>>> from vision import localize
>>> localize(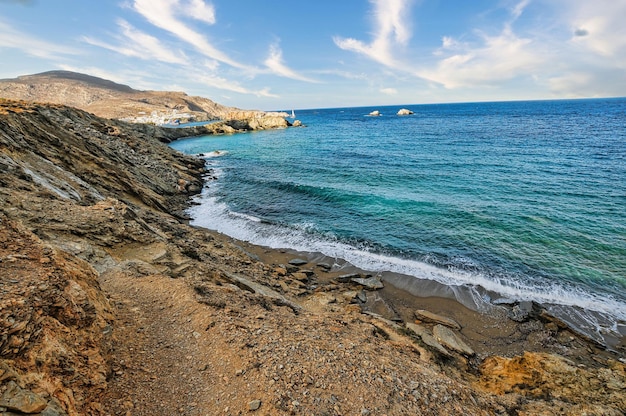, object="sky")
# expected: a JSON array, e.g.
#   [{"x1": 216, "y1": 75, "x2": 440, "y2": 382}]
[{"x1": 0, "y1": 0, "x2": 625, "y2": 110}]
